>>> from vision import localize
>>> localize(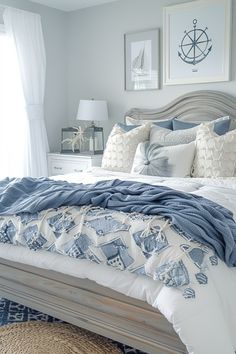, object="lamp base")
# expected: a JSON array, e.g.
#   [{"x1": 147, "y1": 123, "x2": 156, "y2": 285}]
[{"x1": 83, "y1": 125, "x2": 104, "y2": 154}]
